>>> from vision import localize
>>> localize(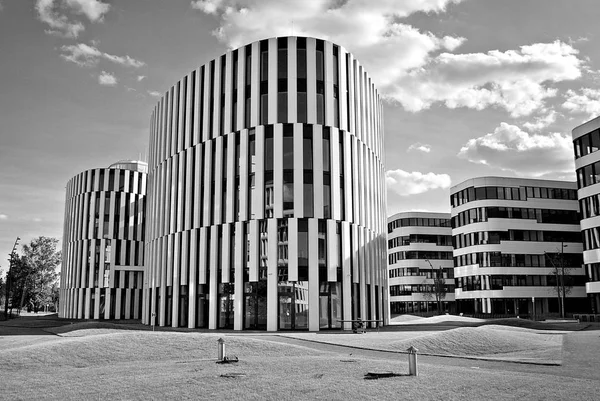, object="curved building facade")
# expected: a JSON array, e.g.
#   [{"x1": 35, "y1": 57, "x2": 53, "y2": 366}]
[
  {"x1": 60, "y1": 161, "x2": 147, "y2": 320},
  {"x1": 451, "y1": 177, "x2": 587, "y2": 317},
  {"x1": 573, "y1": 116, "x2": 600, "y2": 313},
  {"x1": 143, "y1": 36, "x2": 387, "y2": 331},
  {"x1": 387, "y1": 212, "x2": 455, "y2": 315}
]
